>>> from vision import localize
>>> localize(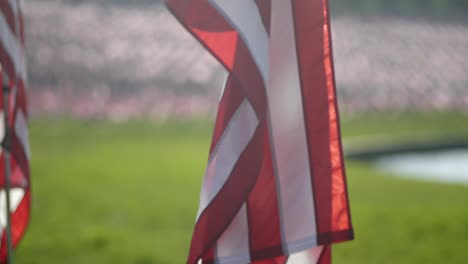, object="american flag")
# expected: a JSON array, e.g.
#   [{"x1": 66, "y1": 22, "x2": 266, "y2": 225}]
[
  {"x1": 0, "y1": 0, "x2": 31, "y2": 260},
  {"x1": 166, "y1": 0, "x2": 353, "y2": 263}
]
